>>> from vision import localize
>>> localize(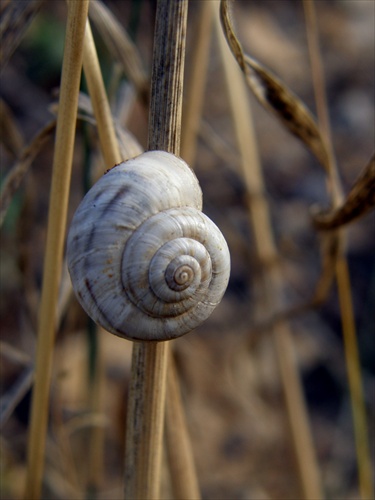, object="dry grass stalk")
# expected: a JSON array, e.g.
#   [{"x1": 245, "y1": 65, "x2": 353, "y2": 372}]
[
  {"x1": 83, "y1": 20, "x2": 122, "y2": 168},
  {"x1": 80, "y1": 20, "x2": 123, "y2": 494},
  {"x1": 215, "y1": 4, "x2": 323, "y2": 499},
  {"x1": 181, "y1": 1, "x2": 214, "y2": 166},
  {"x1": 220, "y1": 0, "x2": 331, "y2": 173},
  {"x1": 303, "y1": 2, "x2": 374, "y2": 497},
  {"x1": 125, "y1": 341, "x2": 169, "y2": 499},
  {"x1": 165, "y1": 352, "x2": 201, "y2": 499},
  {"x1": 220, "y1": 0, "x2": 343, "y2": 314},
  {"x1": 124, "y1": 2, "x2": 189, "y2": 498},
  {"x1": 23, "y1": 2, "x2": 89, "y2": 498}
]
